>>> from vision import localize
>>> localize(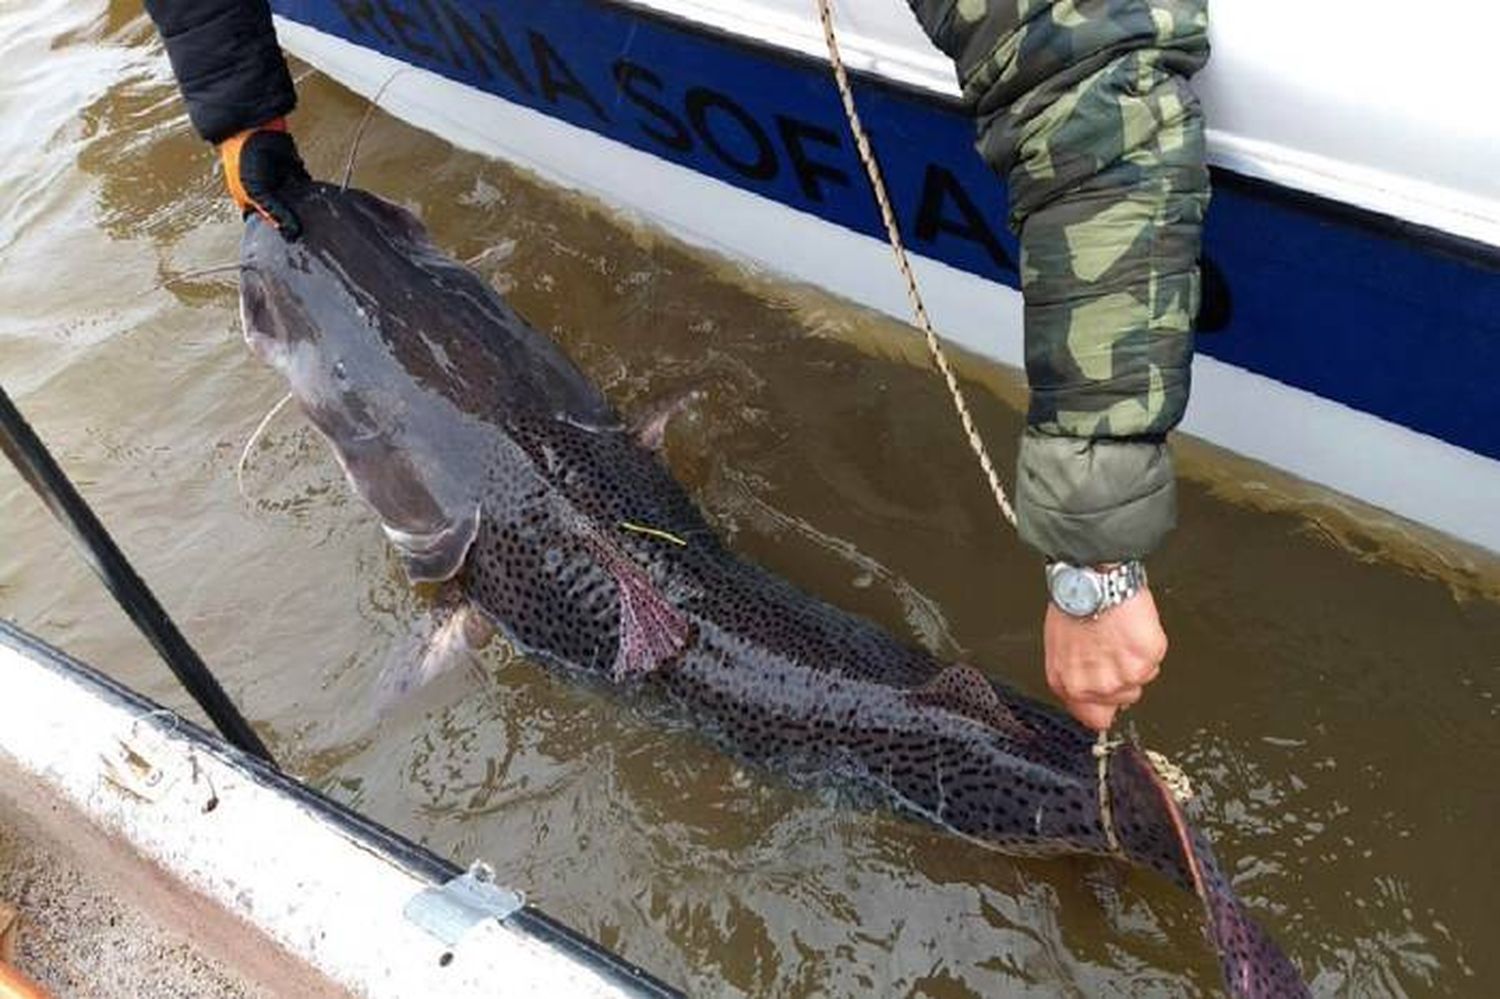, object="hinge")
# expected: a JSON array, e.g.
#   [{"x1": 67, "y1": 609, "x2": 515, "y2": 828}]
[{"x1": 403, "y1": 861, "x2": 524, "y2": 947}]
